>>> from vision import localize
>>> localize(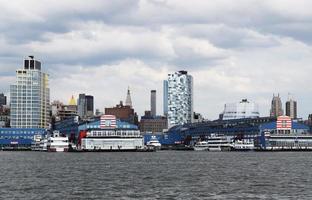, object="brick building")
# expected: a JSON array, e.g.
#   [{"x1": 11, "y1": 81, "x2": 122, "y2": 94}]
[
  {"x1": 105, "y1": 101, "x2": 138, "y2": 125},
  {"x1": 139, "y1": 111, "x2": 168, "y2": 133}
]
